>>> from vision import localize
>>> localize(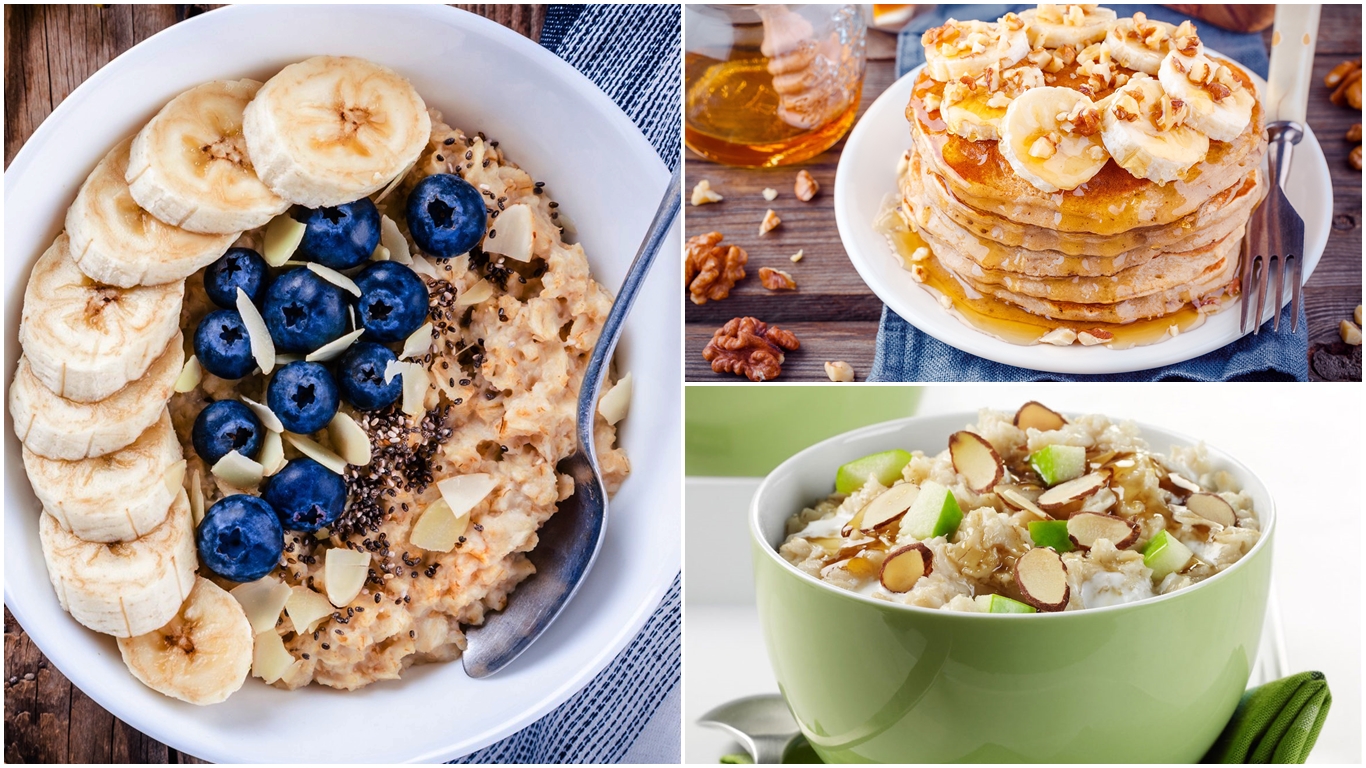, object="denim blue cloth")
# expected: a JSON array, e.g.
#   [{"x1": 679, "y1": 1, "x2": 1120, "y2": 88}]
[
  {"x1": 451, "y1": 5, "x2": 683, "y2": 762},
  {"x1": 873, "y1": 5, "x2": 1307, "y2": 382}
]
